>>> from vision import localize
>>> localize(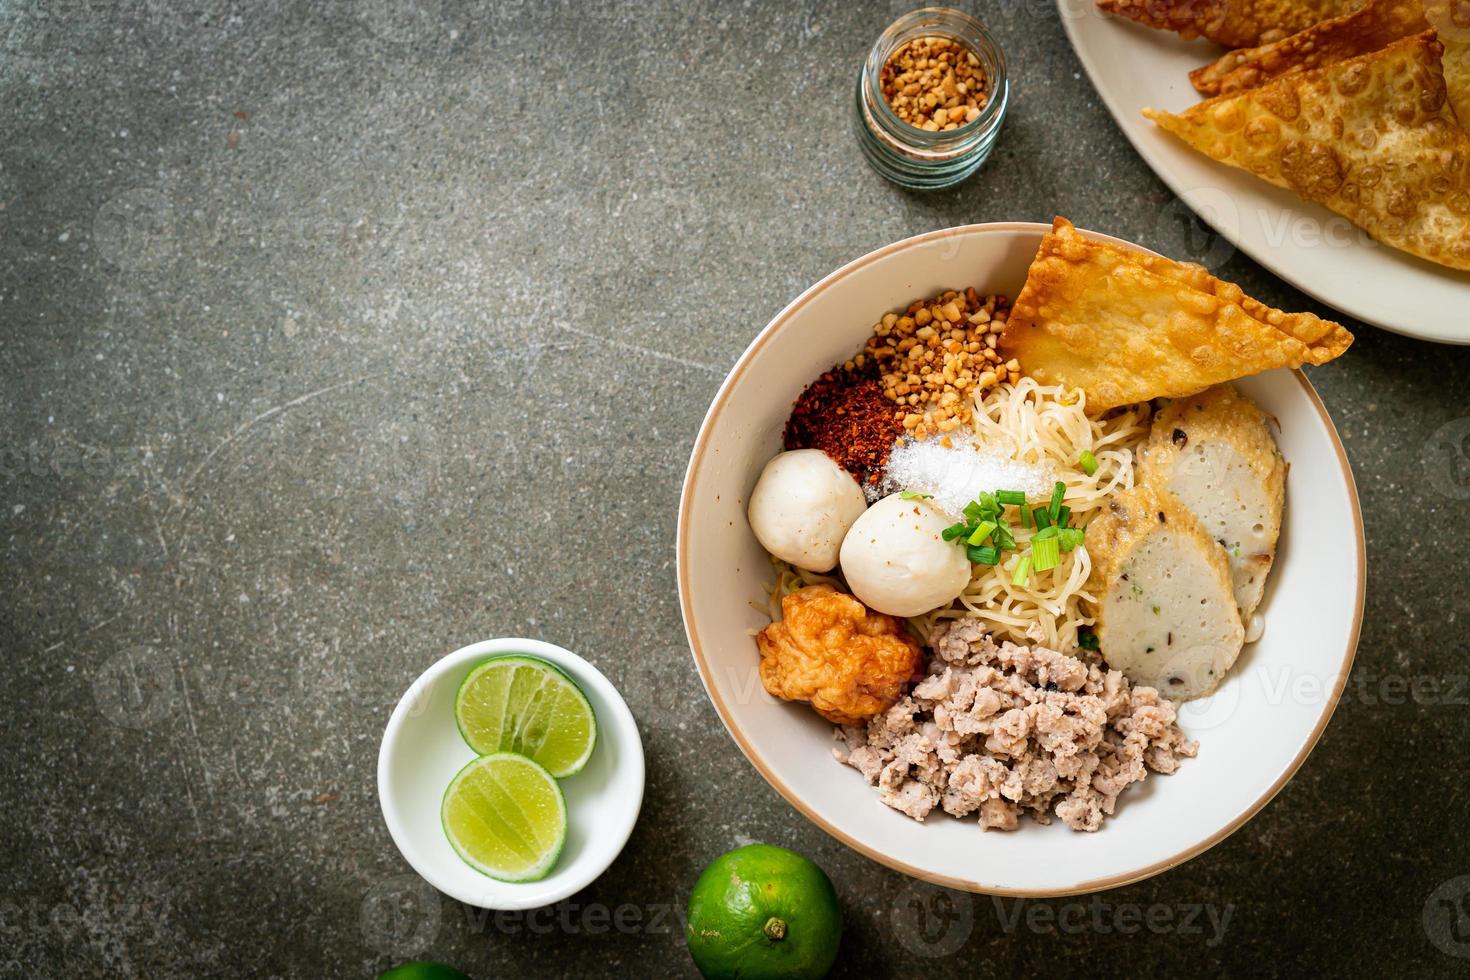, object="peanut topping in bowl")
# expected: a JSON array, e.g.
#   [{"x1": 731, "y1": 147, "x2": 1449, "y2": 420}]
[
  {"x1": 879, "y1": 35, "x2": 991, "y2": 131},
  {"x1": 846, "y1": 287, "x2": 1017, "y2": 442}
]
